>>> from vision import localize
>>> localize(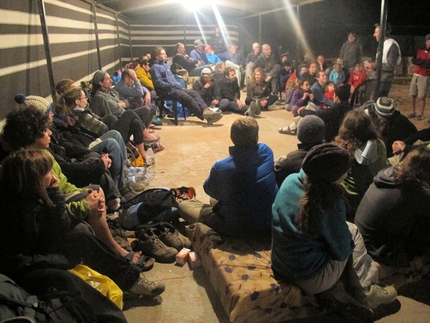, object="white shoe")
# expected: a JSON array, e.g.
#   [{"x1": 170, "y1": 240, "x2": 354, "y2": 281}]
[
  {"x1": 128, "y1": 273, "x2": 165, "y2": 297},
  {"x1": 203, "y1": 108, "x2": 223, "y2": 125},
  {"x1": 365, "y1": 284, "x2": 397, "y2": 309}
]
